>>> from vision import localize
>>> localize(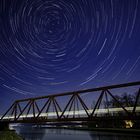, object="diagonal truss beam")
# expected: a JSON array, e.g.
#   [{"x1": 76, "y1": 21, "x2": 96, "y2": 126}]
[
  {"x1": 106, "y1": 89, "x2": 130, "y2": 116},
  {"x1": 90, "y1": 90, "x2": 104, "y2": 117},
  {"x1": 133, "y1": 88, "x2": 140, "y2": 114}
]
